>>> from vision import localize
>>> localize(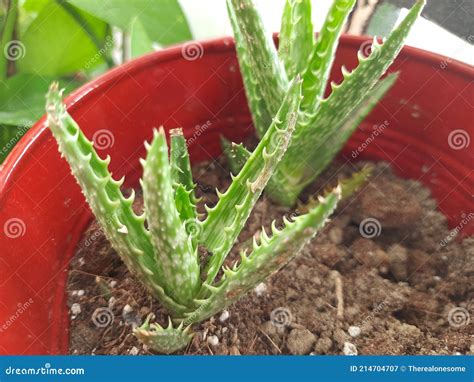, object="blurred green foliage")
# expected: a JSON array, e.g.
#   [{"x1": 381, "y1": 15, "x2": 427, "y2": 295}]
[{"x1": 0, "y1": 0, "x2": 192, "y2": 163}]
